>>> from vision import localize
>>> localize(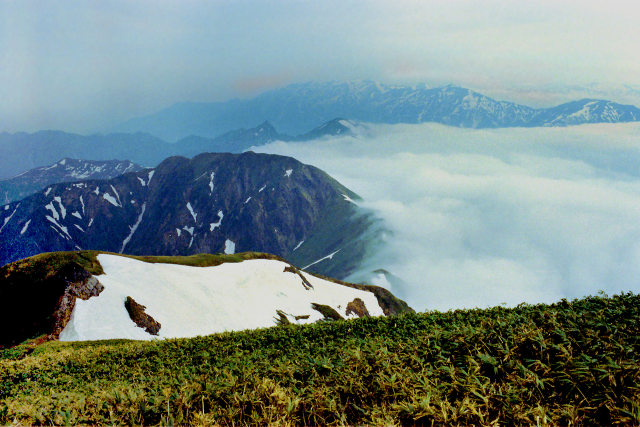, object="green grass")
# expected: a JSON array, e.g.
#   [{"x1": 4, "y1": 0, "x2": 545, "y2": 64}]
[
  {"x1": 2, "y1": 292, "x2": 639, "y2": 425},
  {"x1": 1, "y1": 250, "x2": 285, "y2": 282}
]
